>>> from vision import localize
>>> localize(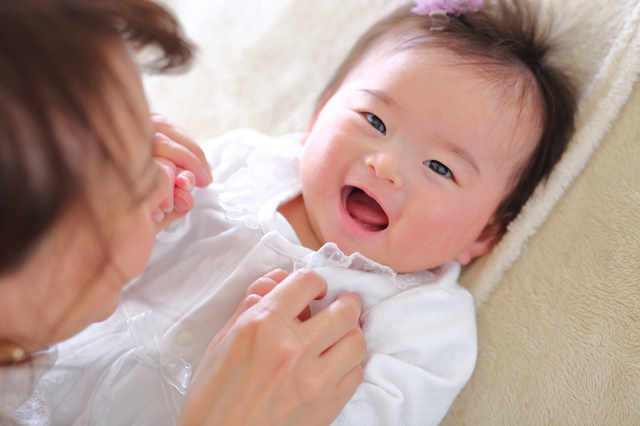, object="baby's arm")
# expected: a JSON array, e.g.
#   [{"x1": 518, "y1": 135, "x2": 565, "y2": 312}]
[{"x1": 150, "y1": 113, "x2": 213, "y2": 230}]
